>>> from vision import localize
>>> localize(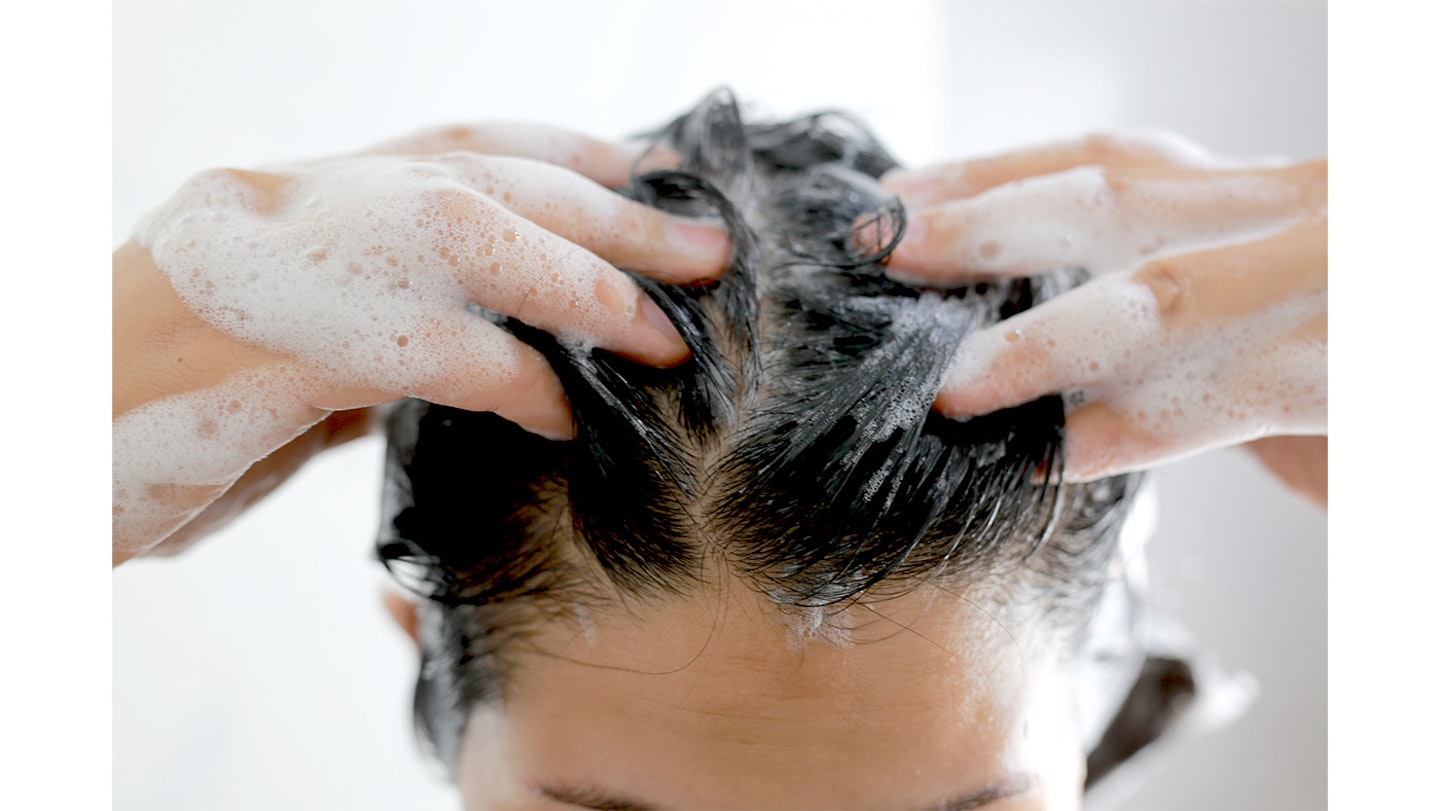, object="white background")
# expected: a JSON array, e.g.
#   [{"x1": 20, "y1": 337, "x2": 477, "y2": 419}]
[{"x1": 112, "y1": 2, "x2": 1326, "y2": 808}]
